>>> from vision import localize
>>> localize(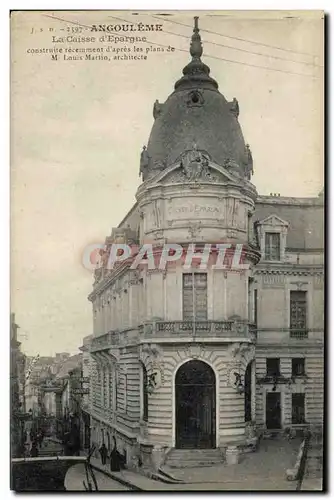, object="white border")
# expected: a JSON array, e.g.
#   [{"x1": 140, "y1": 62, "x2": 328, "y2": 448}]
[{"x1": 4, "y1": 2, "x2": 330, "y2": 498}]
